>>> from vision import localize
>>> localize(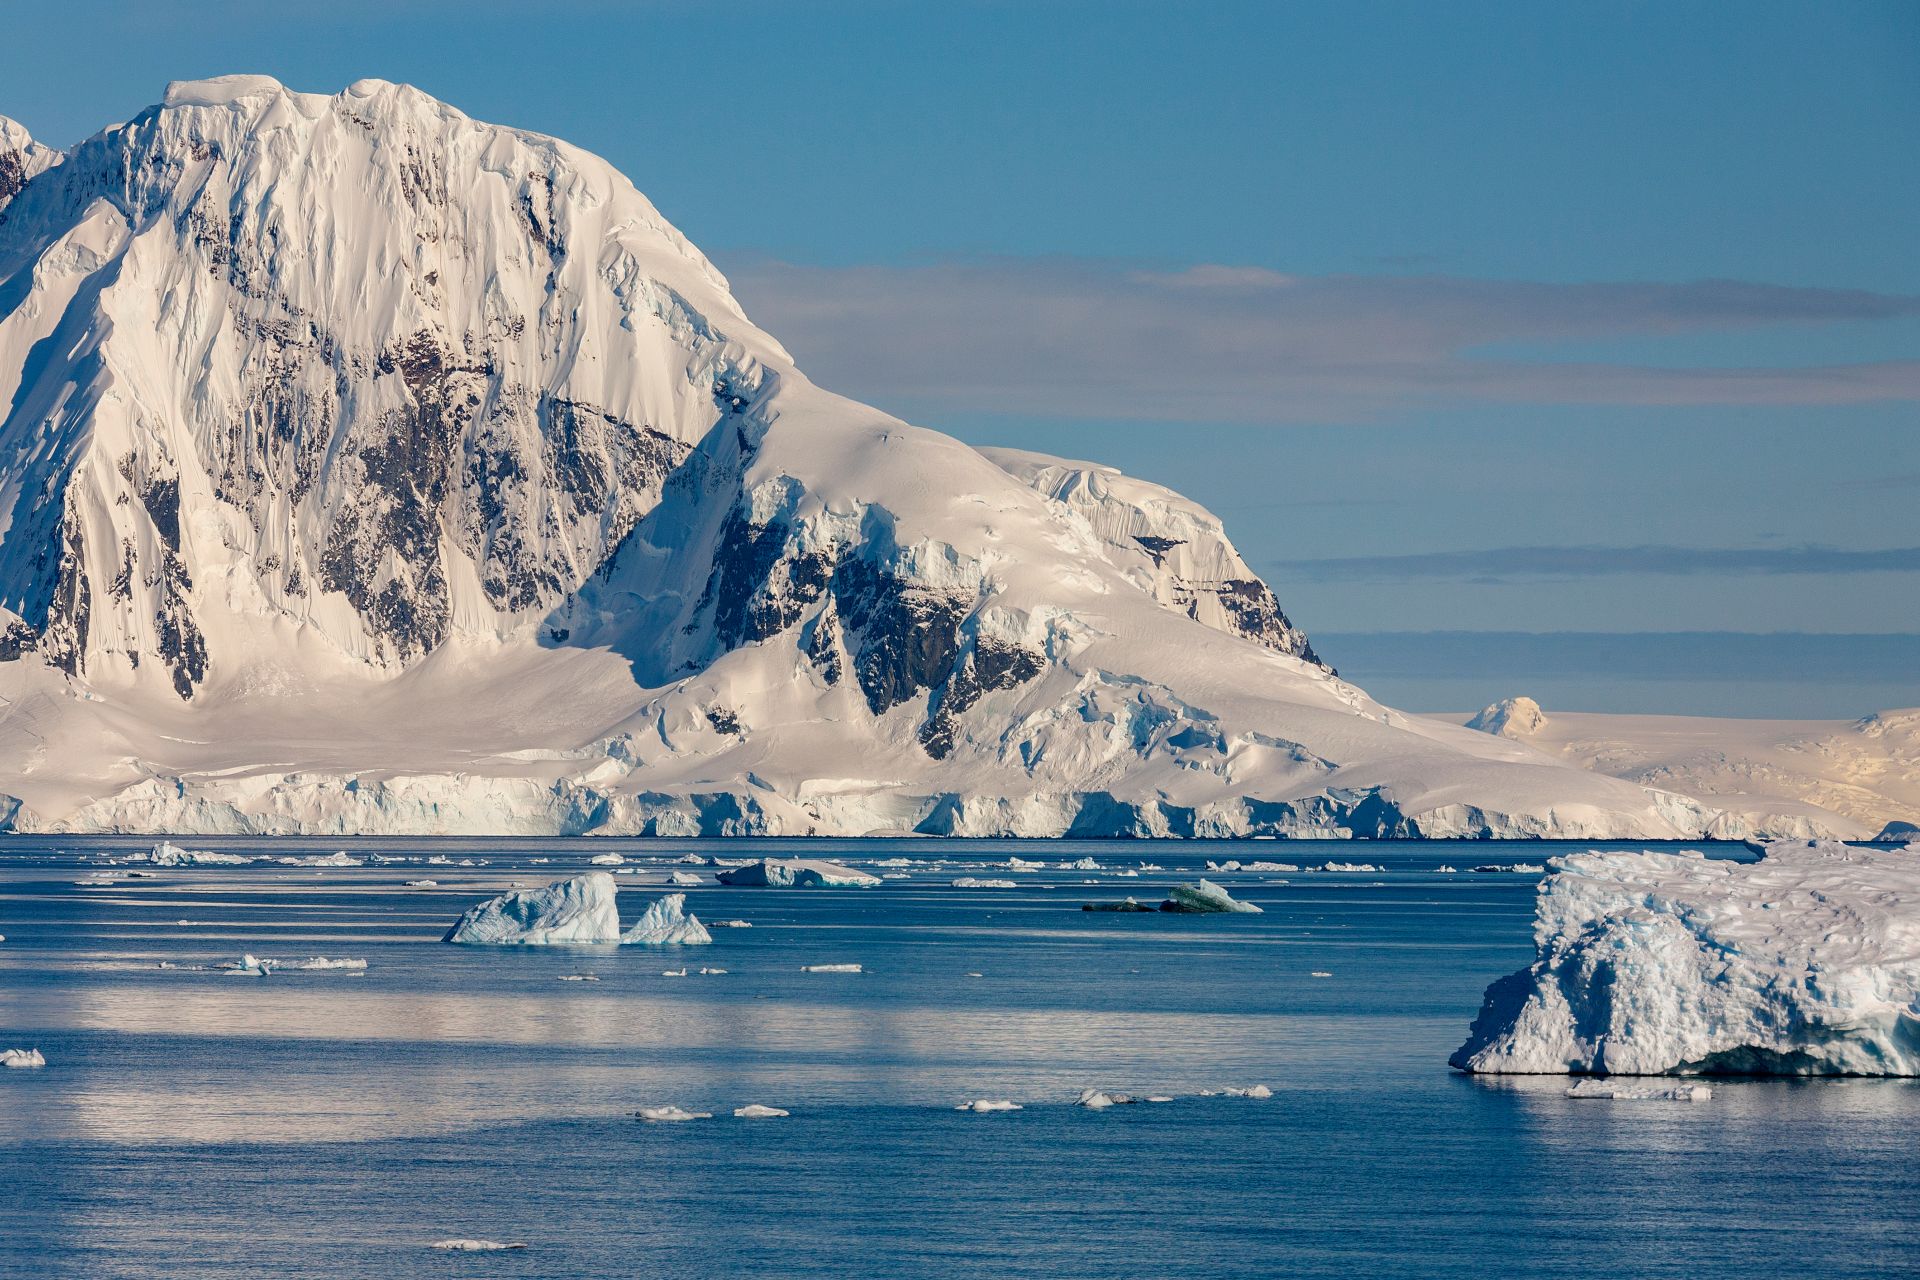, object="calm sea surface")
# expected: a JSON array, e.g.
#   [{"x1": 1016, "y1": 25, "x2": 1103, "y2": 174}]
[{"x1": 2, "y1": 837, "x2": 1915, "y2": 1278}]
